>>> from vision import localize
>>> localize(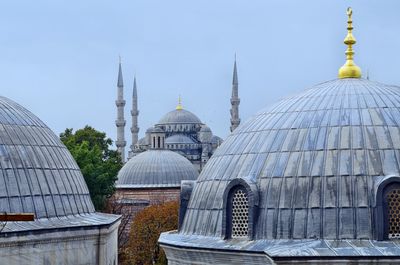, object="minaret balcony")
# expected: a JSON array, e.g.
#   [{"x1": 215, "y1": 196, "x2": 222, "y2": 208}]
[
  {"x1": 230, "y1": 98, "x2": 240, "y2": 104},
  {"x1": 131, "y1": 127, "x2": 139, "y2": 133},
  {"x1": 131, "y1": 110, "x2": 139, "y2": 116},
  {"x1": 115, "y1": 120, "x2": 126, "y2": 126},
  {"x1": 115, "y1": 100, "x2": 126, "y2": 107},
  {"x1": 115, "y1": 140, "x2": 126, "y2": 147}
]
